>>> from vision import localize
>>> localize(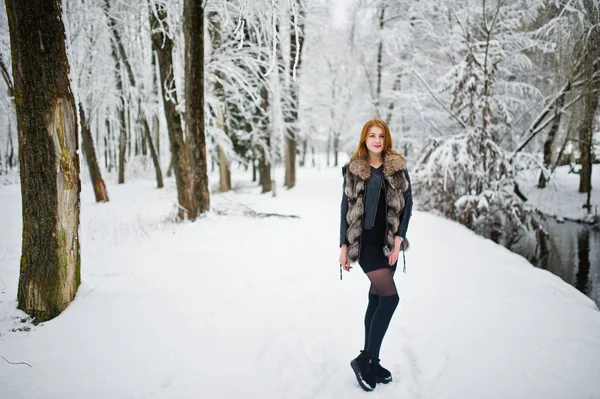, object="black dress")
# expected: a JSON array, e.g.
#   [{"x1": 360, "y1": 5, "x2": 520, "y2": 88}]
[{"x1": 359, "y1": 168, "x2": 397, "y2": 274}]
